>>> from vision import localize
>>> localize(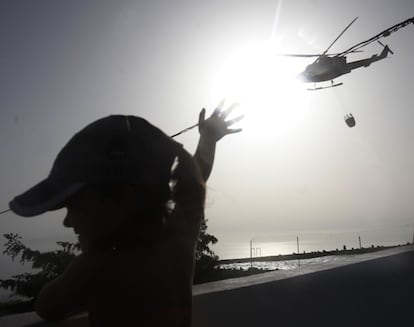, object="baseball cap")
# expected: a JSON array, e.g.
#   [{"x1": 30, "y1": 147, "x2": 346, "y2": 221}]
[{"x1": 9, "y1": 115, "x2": 182, "y2": 217}]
